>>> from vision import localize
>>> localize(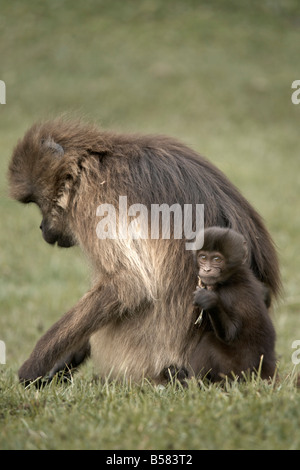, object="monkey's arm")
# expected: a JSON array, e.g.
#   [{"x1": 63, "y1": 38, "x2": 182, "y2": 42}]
[
  {"x1": 194, "y1": 288, "x2": 240, "y2": 344},
  {"x1": 18, "y1": 284, "x2": 120, "y2": 384}
]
